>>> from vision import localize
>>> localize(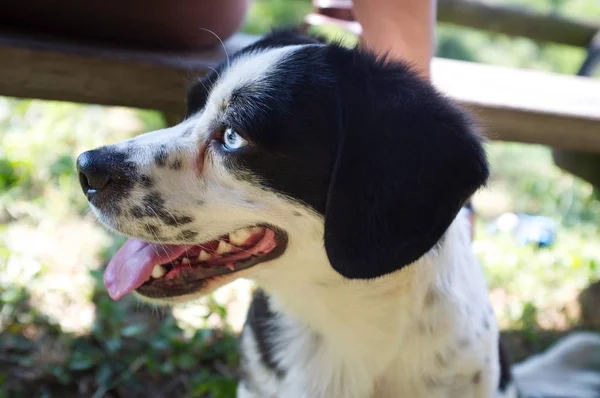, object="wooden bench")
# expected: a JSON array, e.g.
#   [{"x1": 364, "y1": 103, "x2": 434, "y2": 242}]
[
  {"x1": 432, "y1": 57, "x2": 600, "y2": 153},
  {"x1": 1, "y1": 21, "x2": 599, "y2": 153},
  {"x1": 0, "y1": 28, "x2": 256, "y2": 116}
]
